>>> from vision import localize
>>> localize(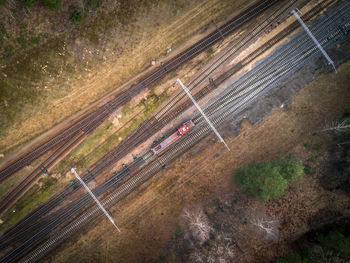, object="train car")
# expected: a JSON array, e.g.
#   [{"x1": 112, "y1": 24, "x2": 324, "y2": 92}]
[{"x1": 151, "y1": 120, "x2": 195, "y2": 154}]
